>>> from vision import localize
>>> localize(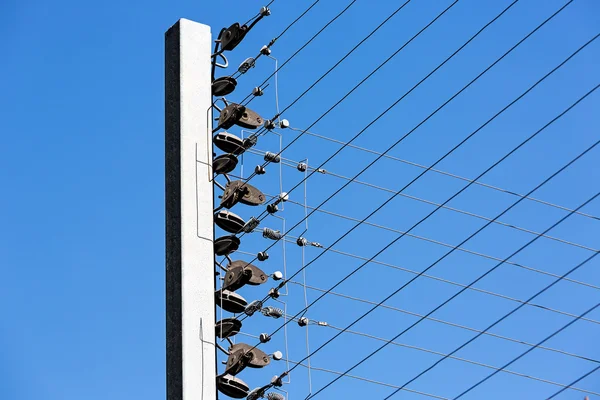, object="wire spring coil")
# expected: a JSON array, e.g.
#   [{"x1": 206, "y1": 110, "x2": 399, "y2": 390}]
[
  {"x1": 261, "y1": 306, "x2": 284, "y2": 318},
  {"x1": 263, "y1": 227, "x2": 283, "y2": 240}
]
